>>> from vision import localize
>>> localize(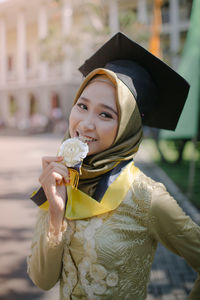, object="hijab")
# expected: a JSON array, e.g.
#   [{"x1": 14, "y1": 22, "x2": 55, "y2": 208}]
[{"x1": 64, "y1": 68, "x2": 143, "y2": 196}]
